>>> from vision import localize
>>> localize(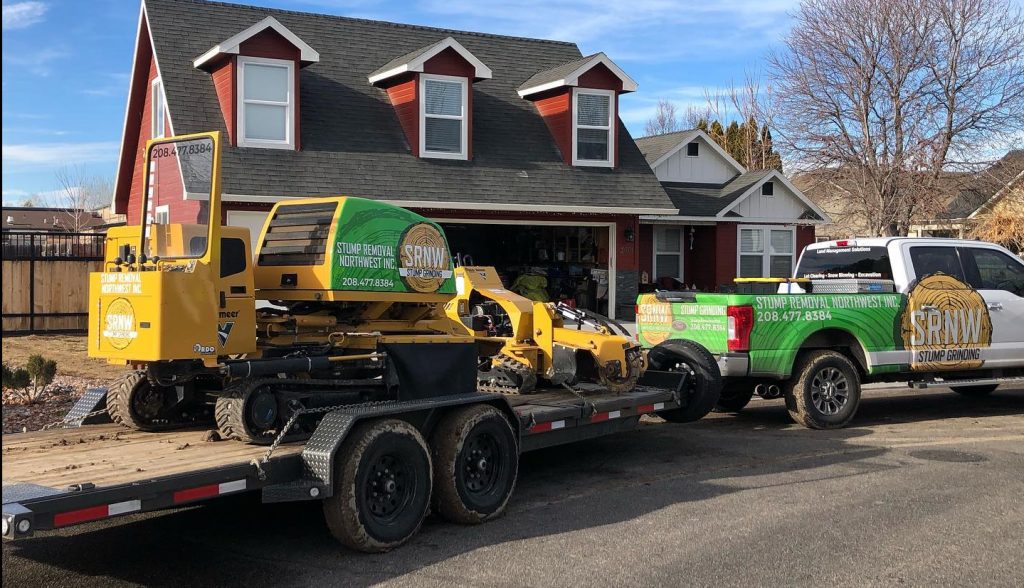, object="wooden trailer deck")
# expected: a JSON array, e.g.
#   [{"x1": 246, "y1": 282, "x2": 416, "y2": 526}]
[{"x1": 2, "y1": 425, "x2": 305, "y2": 491}]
